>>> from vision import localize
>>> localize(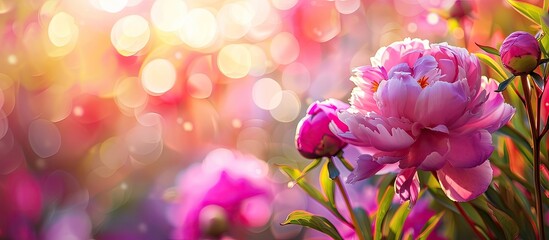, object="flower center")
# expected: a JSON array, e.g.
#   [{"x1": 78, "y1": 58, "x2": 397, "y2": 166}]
[
  {"x1": 371, "y1": 81, "x2": 380, "y2": 92},
  {"x1": 417, "y1": 76, "x2": 429, "y2": 88}
]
